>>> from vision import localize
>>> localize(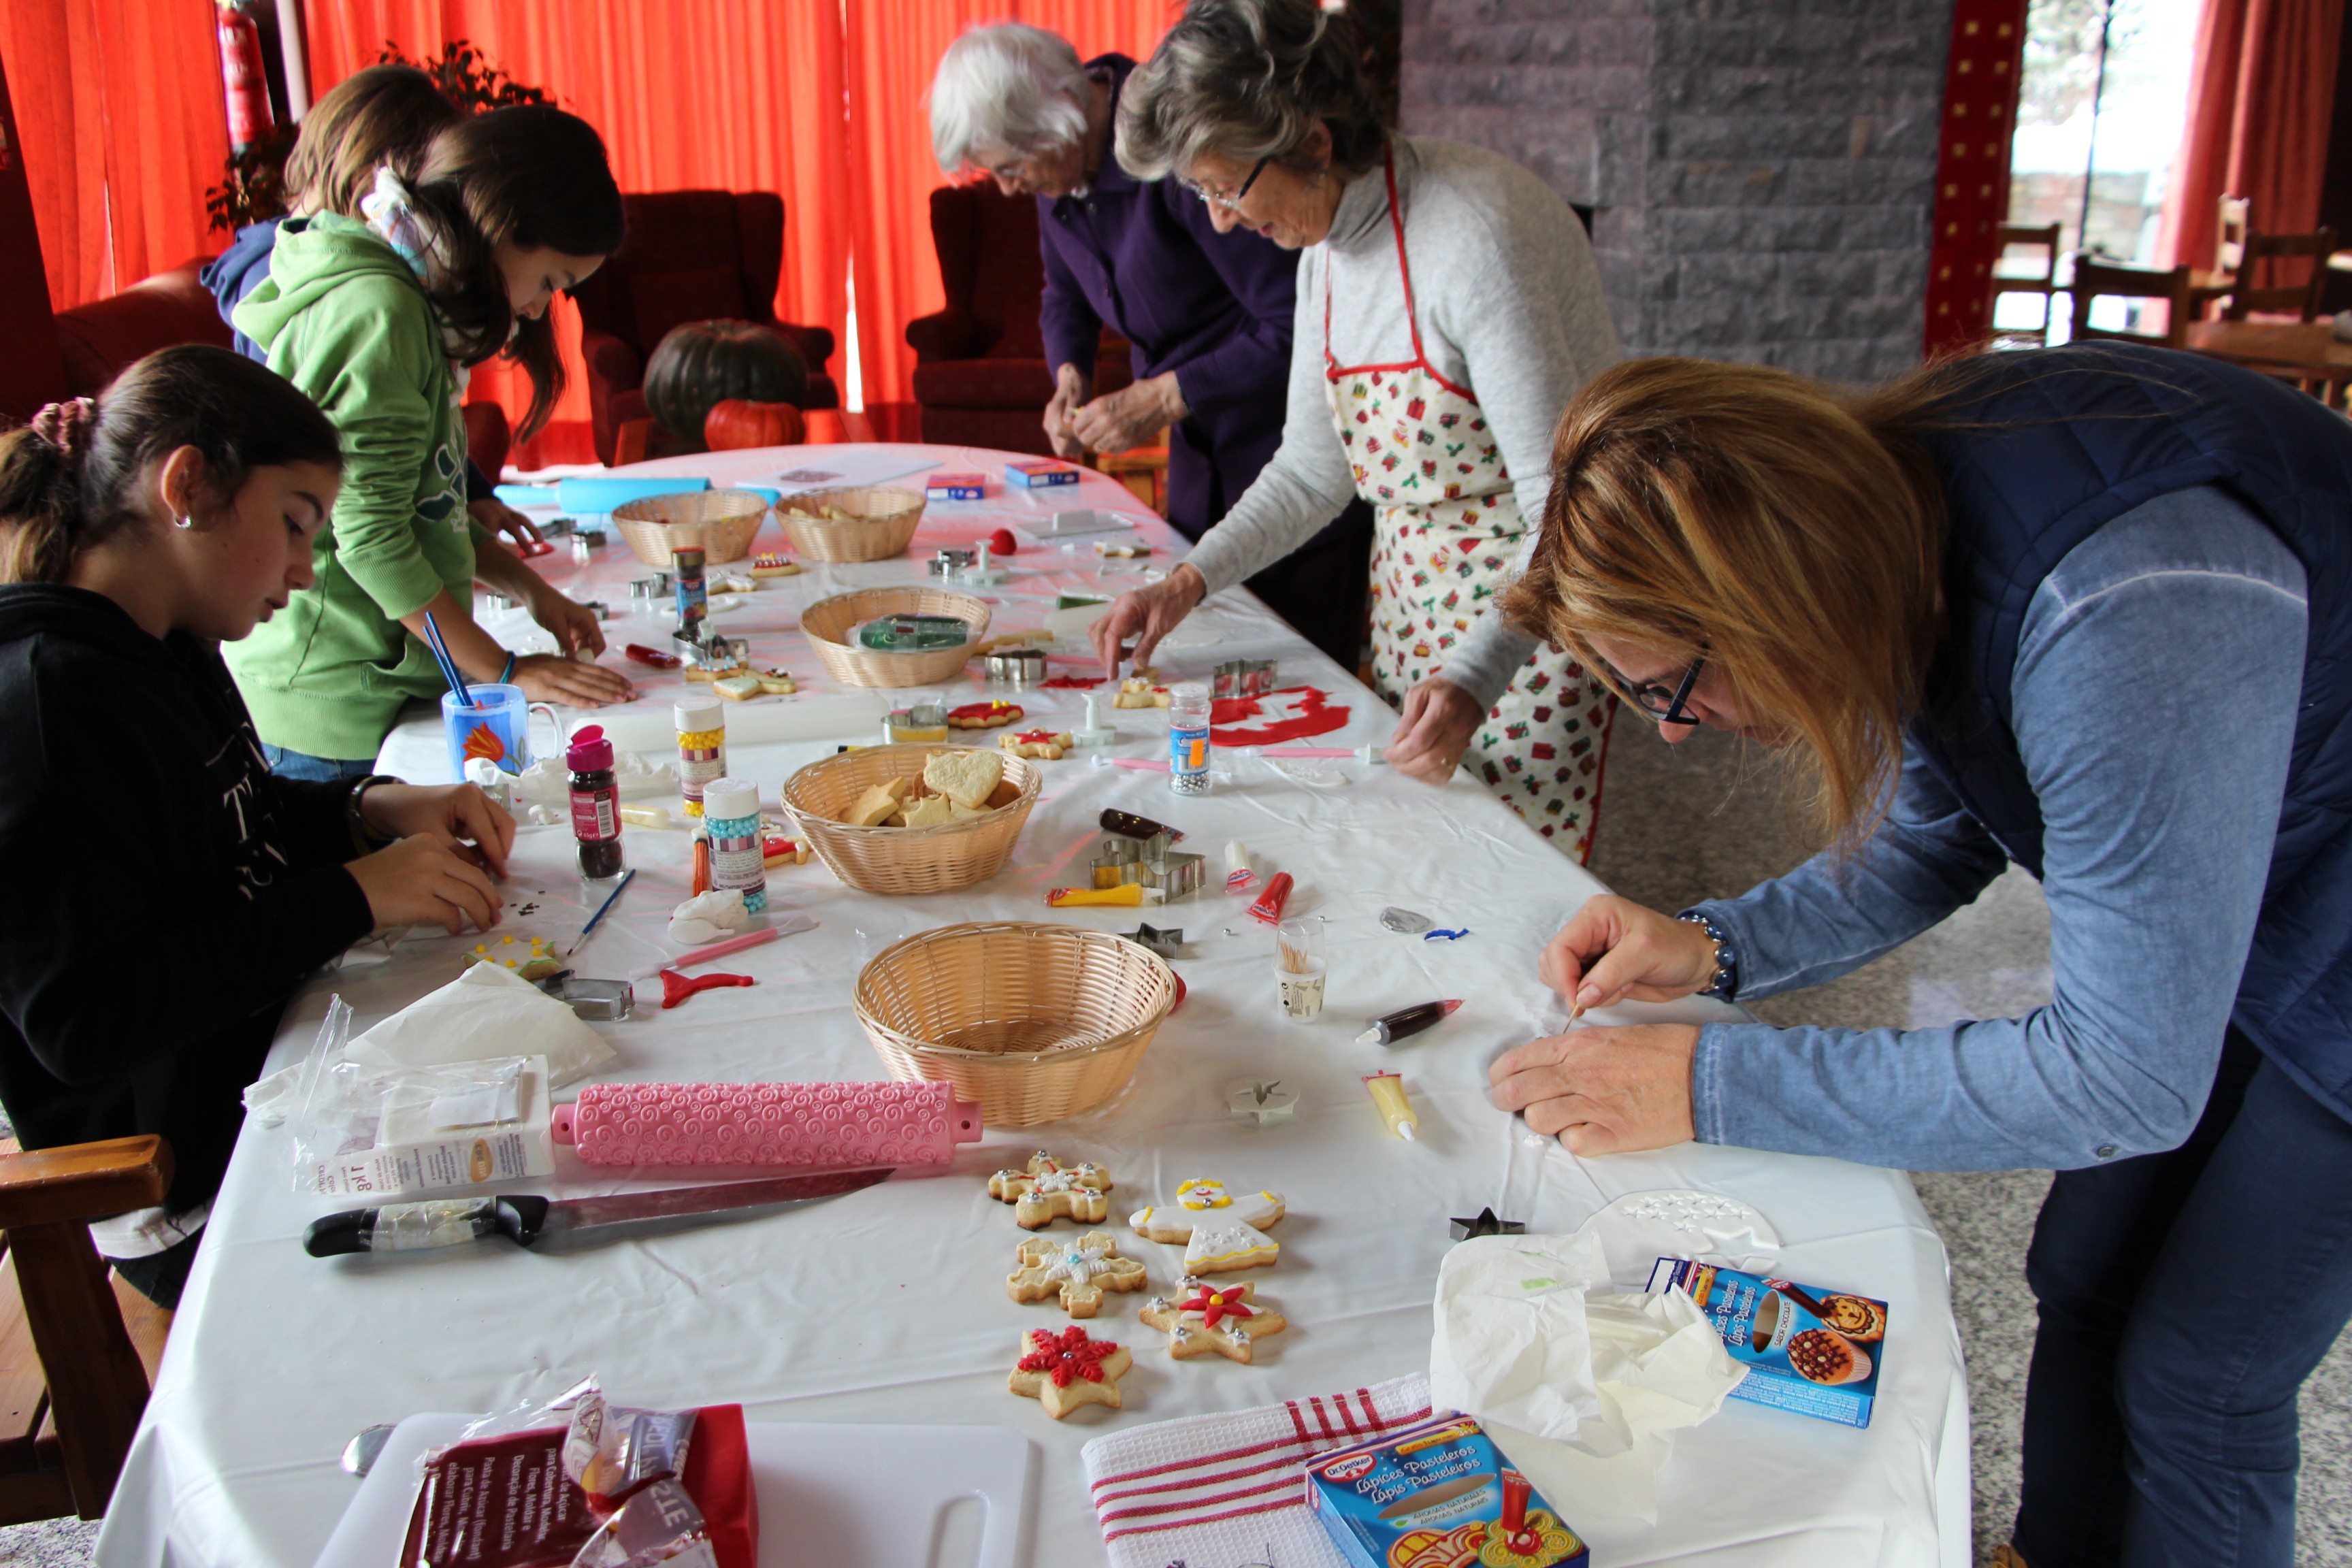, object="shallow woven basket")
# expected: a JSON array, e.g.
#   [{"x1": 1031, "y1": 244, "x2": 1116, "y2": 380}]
[
  {"x1": 782, "y1": 743, "x2": 1040, "y2": 895},
  {"x1": 855, "y1": 922, "x2": 1178, "y2": 1126},
  {"x1": 775, "y1": 485, "x2": 926, "y2": 562},
  {"x1": 609, "y1": 489, "x2": 770, "y2": 567},
  {"x1": 800, "y1": 586, "x2": 992, "y2": 689}
]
